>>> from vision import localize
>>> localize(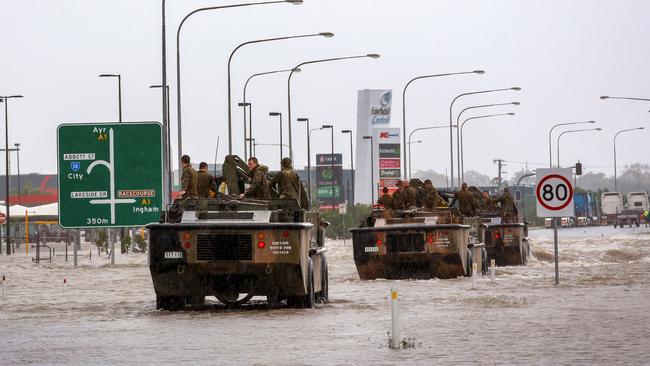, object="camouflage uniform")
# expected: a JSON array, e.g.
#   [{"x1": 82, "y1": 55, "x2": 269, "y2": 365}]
[
  {"x1": 244, "y1": 164, "x2": 271, "y2": 199},
  {"x1": 392, "y1": 188, "x2": 406, "y2": 210},
  {"x1": 404, "y1": 186, "x2": 418, "y2": 208},
  {"x1": 270, "y1": 158, "x2": 301, "y2": 200},
  {"x1": 197, "y1": 170, "x2": 217, "y2": 198},
  {"x1": 451, "y1": 184, "x2": 477, "y2": 216},
  {"x1": 423, "y1": 186, "x2": 442, "y2": 210},
  {"x1": 482, "y1": 195, "x2": 497, "y2": 212},
  {"x1": 499, "y1": 190, "x2": 517, "y2": 219},
  {"x1": 180, "y1": 164, "x2": 198, "y2": 199},
  {"x1": 377, "y1": 193, "x2": 394, "y2": 209}
]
